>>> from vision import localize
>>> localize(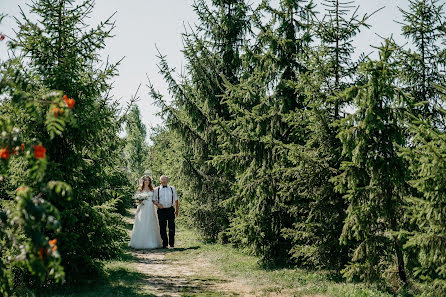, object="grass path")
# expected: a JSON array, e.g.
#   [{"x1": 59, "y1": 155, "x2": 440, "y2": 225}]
[{"x1": 37, "y1": 210, "x2": 393, "y2": 297}]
